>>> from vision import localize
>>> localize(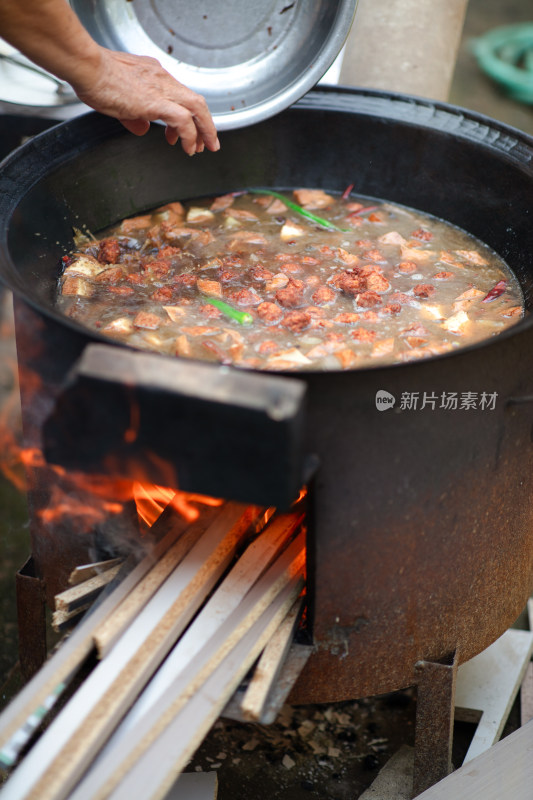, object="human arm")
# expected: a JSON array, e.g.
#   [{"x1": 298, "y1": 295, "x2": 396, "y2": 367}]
[{"x1": 0, "y1": 0, "x2": 219, "y2": 154}]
